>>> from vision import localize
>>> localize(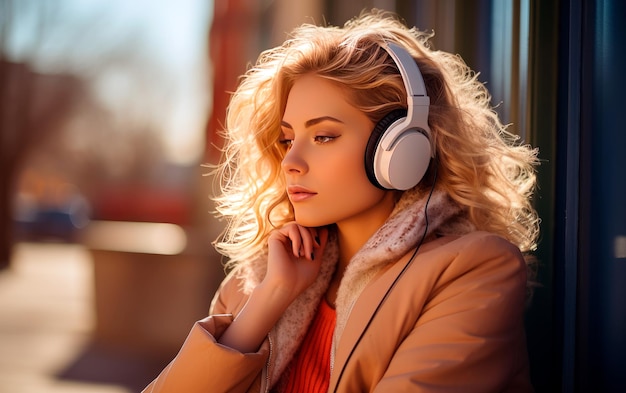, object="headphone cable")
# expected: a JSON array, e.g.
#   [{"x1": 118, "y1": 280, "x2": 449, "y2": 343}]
[{"x1": 332, "y1": 163, "x2": 438, "y2": 391}]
